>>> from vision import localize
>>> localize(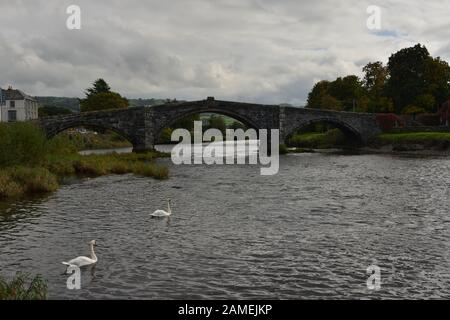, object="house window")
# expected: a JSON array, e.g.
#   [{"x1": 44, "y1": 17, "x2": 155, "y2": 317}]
[
  {"x1": 8, "y1": 110, "x2": 17, "y2": 122},
  {"x1": 10, "y1": 101, "x2": 15, "y2": 108}
]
